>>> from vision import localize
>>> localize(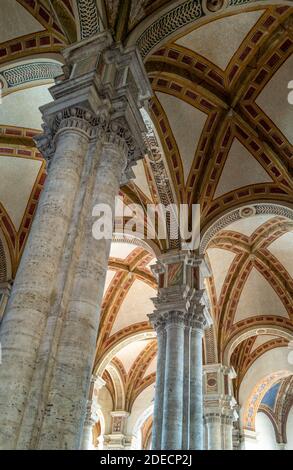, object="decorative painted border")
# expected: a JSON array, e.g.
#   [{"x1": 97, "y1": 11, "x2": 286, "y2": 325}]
[
  {"x1": 76, "y1": 0, "x2": 101, "y2": 39},
  {"x1": 135, "y1": 0, "x2": 266, "y2": 58},
  {"x1": 0, "y1": 62, "x2": 62, "y2": 89},
  {"x1": 137, "y1": 0, "x2": 203, "y2": 59},
  {"x1": 0, "y1": 238, "x2": 7, "y2": 283},
  {"x1": 200, "y1": 203, "x2": 293, "y2": 253},
  {"x1": 244, "y1": 370, "x2": 291, "y2": 431}
]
